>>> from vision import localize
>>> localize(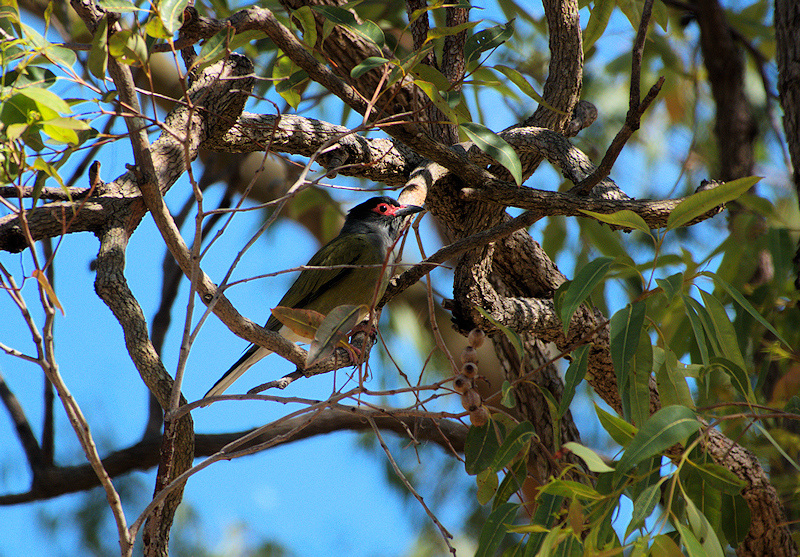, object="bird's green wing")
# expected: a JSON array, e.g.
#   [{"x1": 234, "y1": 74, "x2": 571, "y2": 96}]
[{"x1": 264, "y1": 234, "x2": 387, "y2": 330}]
